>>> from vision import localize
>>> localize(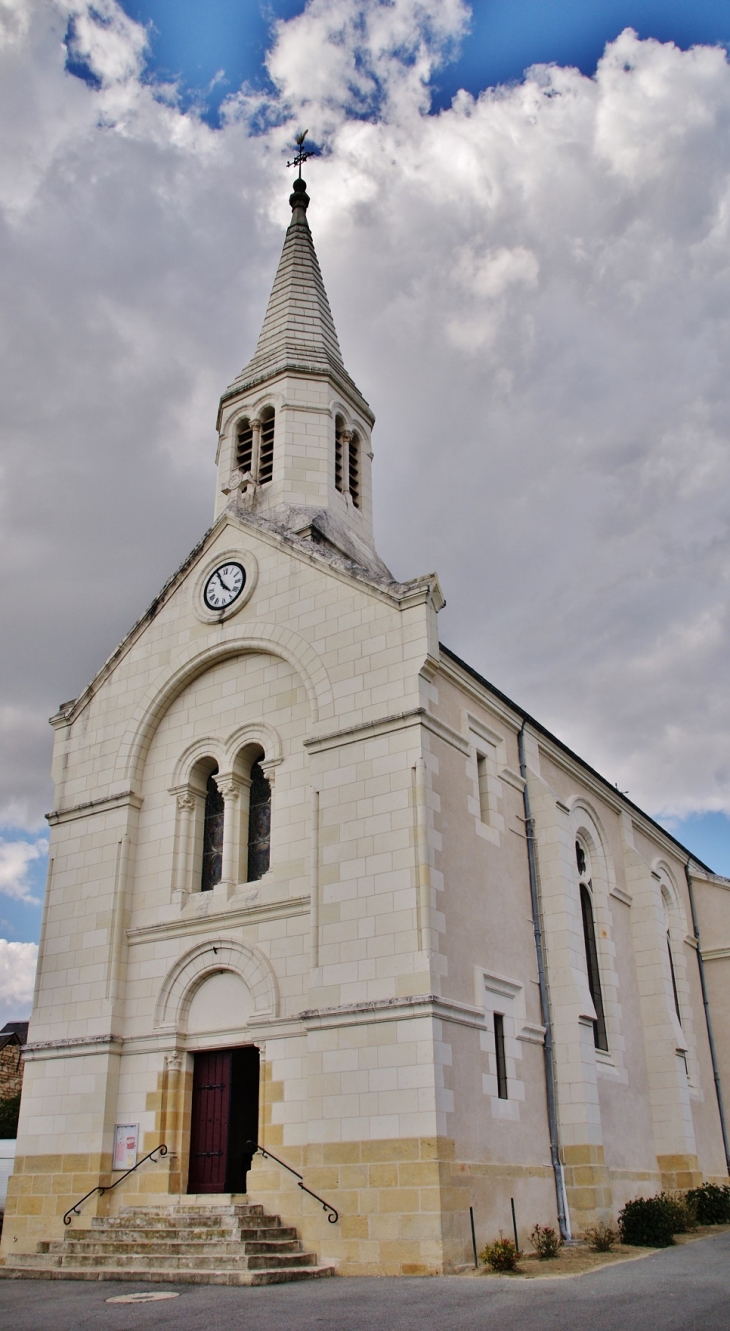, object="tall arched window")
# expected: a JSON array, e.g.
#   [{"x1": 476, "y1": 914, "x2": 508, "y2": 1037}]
[
  {"x1": 201, "y1": 772, "x2": 224, "y2": 892},
  {"x1": 577, "y1": 839, "x2": 608, "y2": 1051},
  {"x1": 662, "y1": 892, "x2": 682, "y2": 1024},
  {"x1": 259, "y1": 408, "x2": 275, "y2": 484},
  {"x1": 667, "y1": 931, "x2": 682, "y2": 1023},
  {"x1": 247, "y1": 761, "x2": 271, "y2": 881},
  {"x1": 236, "y1": 418, "x2": 253, "y2": 474}
]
